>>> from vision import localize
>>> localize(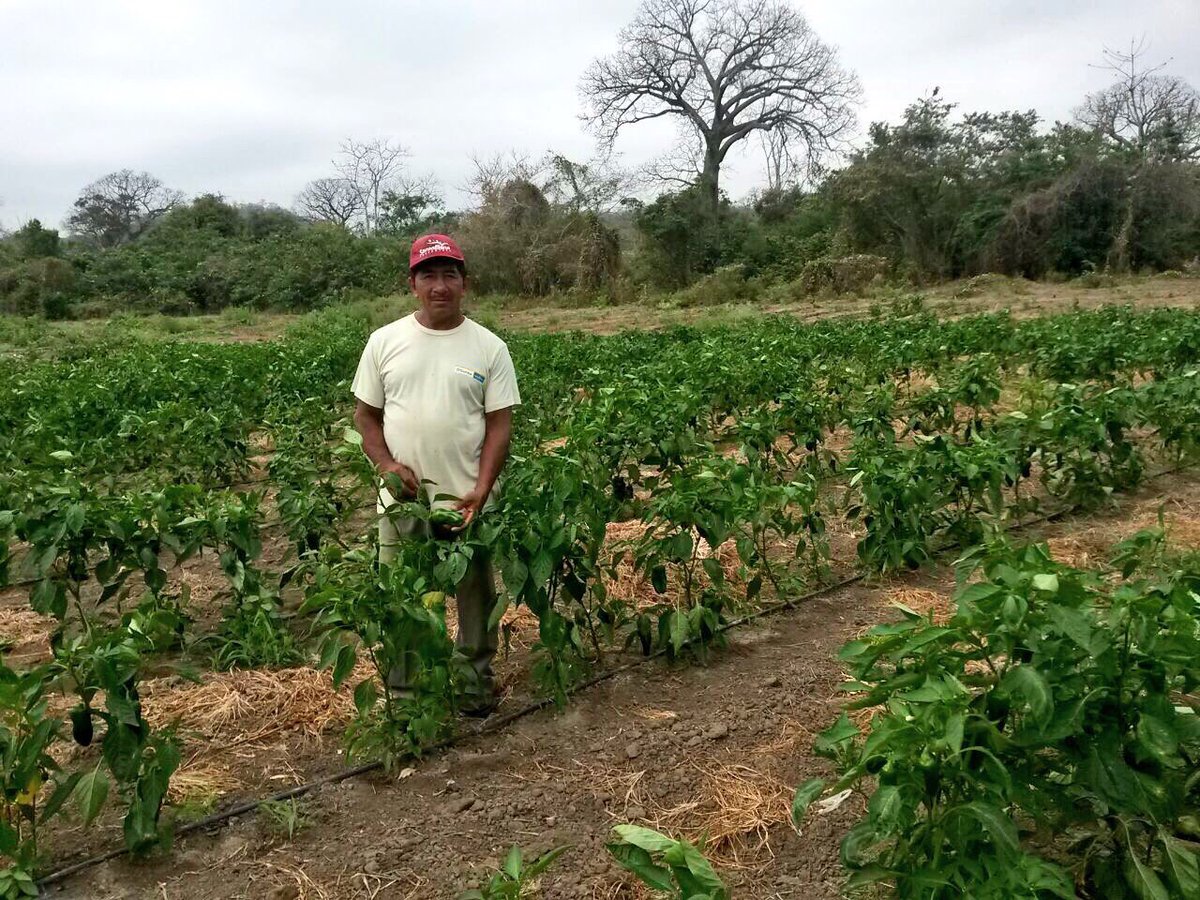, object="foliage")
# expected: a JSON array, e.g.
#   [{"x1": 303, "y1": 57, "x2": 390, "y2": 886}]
[
  {"x1": 0, "y1": 300, "x2": 1199, "y2": 878},
  {"x1": 796, "y1": 535, "x2": 1200, "y2": 898},
  {"x1": 606, "y1": 824, "x2": 729, "y2": 899},
  {"x1": 256, "y1": 797, "x2": 313, "y2": 841},
  {"x1": 458, "y1": 844, "x2": 570, "y2": 900}
]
